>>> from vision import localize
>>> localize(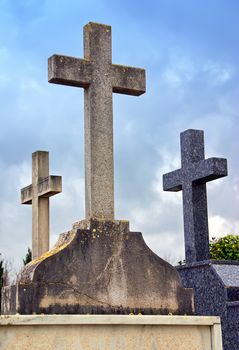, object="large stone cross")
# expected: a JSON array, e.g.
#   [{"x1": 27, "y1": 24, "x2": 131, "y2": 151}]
[
  {"x1": 21, "y1": 151, "x2": 62, "y2": 260},
  {"x1": 48, "y1": 22, "x2": 145, "y2": 220},
  {"x1": 163, "y1": 129, "x2": 227, "y2": 263}
]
